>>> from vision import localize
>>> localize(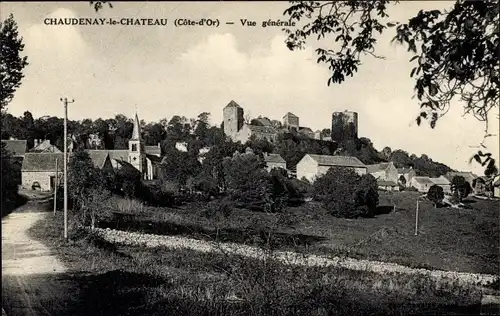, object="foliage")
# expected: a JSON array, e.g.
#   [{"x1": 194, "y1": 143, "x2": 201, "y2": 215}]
[
  {"x1": 1, "y1": 142, "x2": 20, "y2": 211},
  {"x1": 91, "y1": 1, "x2": 113, "y2": 12},
  {"x1": 159, "y1": 147, "x2": 202, "y2": 185},
  {"x1": 68, "y1": 151, "x2": 112, "y2": 227},
  {"x1": 222, "y1": 152, "x2": 273, "y2": 211},
  {"x1": 313, "y1": 167, "x2": 379, "y2": 218},
  {"x1": 284, "y1": 1, "x2": 392, "y2": 85},
  {"x1": 427, "y1": 184, "x2": 444, "y2": 207},
  {"x1": 283, "y1": 0, "x2": 499, "y2": 173},
  {"x1": 0, "y1": 14, "x2": 29, "y2": 111},
  {"x1": 450, "y1": 175, "x2": 472, "y2": 201},
  {"x1": 115, "y1": 165, "x2": 142, "y2": 198},
  {"x1": 393, "y1": 1, "x2": 499, "y2": 131}
]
